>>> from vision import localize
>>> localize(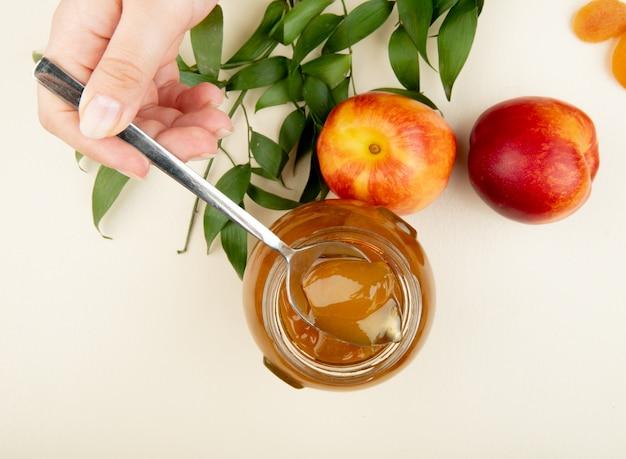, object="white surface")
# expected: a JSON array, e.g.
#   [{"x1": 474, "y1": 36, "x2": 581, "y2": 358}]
[{"x1": 2, "y1": 0, "x2": 626, "y2": 457}]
